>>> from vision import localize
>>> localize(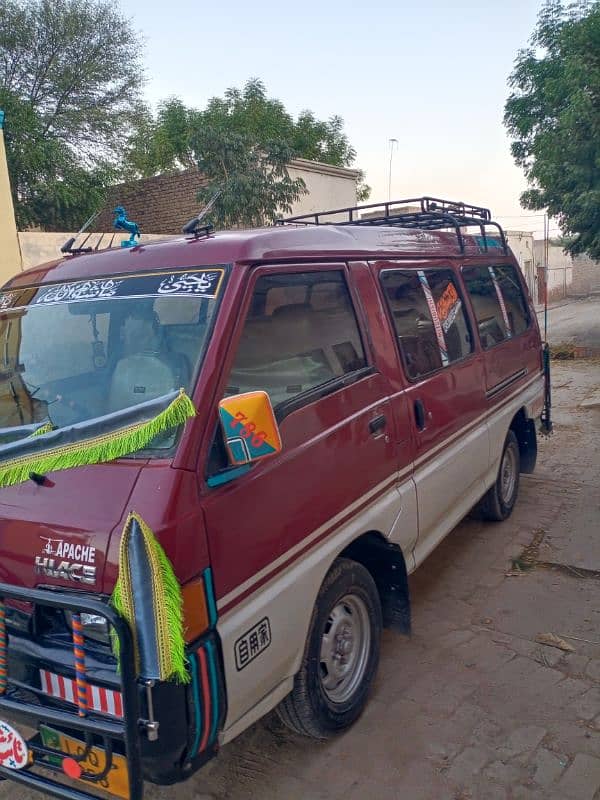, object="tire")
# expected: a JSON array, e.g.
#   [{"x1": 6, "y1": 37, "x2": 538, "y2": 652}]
[
  {"x1": 277, "y1": 558, "x2": 382, "y2": 739},
  {"x1": 478, "y1": 429, "x2": 521, "y2": 522}
]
